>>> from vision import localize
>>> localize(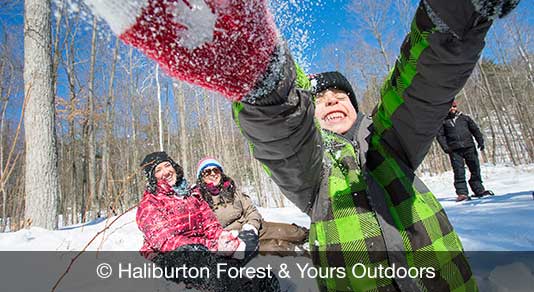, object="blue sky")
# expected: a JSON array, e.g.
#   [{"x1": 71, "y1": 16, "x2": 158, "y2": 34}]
[
  {"x1": 274, "y1": 0, "x2": 353, "y2": 69},
  {"x1": 2, "y1": 0, "x2": 533, "y2": 71},
  {"x1": 302, "y1": 0, "x2": 351, "y2": 50},
  {"x1": 274, "y1": 0, "x2": 533, "y2": 72}
]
